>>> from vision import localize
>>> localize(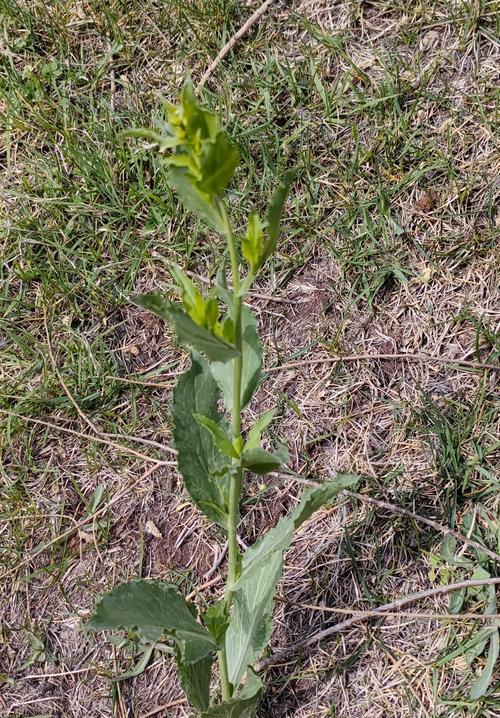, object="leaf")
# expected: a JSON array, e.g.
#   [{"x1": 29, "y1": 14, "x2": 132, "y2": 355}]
[
  {"x1": 198, "y1": 131, "x2": 239, "y2": 197},
  {"x1": 241, "y1": 212, "x2": 263, "y2": 274},
  {"x1": 448, "y1": 589, "x2": 465, "y2": 615},
  {"x1": 440, "y1": 536, "x2": 474, "y2": 568},
  {"x1": 85, "y1": 581, "x2": 217, "y2": 664},
  {"x1": 245, "y1": 410, "x2": 277, "y2": 451},
  {"x1": 241, "y1": 446, "x2": 287, "y2": 475},
  {"x1": 194, "y1": 414, "x2": 238, "y2": 458},
  {"x1": 259, "y1": 169, "x2": 297, "y2": 269},
  {"x1": 176, "y1": 649, "x2": 213, "y2": 712},
  {"x1": 167, "y1": 165, "x2": 225, "y2": 233},
  {"x1": 225, "y1": 475, "x2": 359, "y2": 686},
  {"x1": 470, "y1": 628, "x2": 499, "y2": 699},
  {"x1": 132, "y1": 294, "x2": 238, "y2": 363},
  {"x1": 204, "y1": 601, "x2": 230, "y2": 643},
  {"x1": 179, "y1": 80, "x2": 219, "y2": 143},
  {"x1": 200, "y1": 669, "x2": 263, "y2": 717},
  {"x1": 170, "y1": 264, "x2": 207, "y2": 326},
  {"x1": 113, "y1": 644, "x2": 155, "y2": 682},
  {"x1": 211, "y1": 307, "x2": 263, "y2": 411},
  {"x1": 173, "y1": 354, "x2": 232, "y2": 529}
]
